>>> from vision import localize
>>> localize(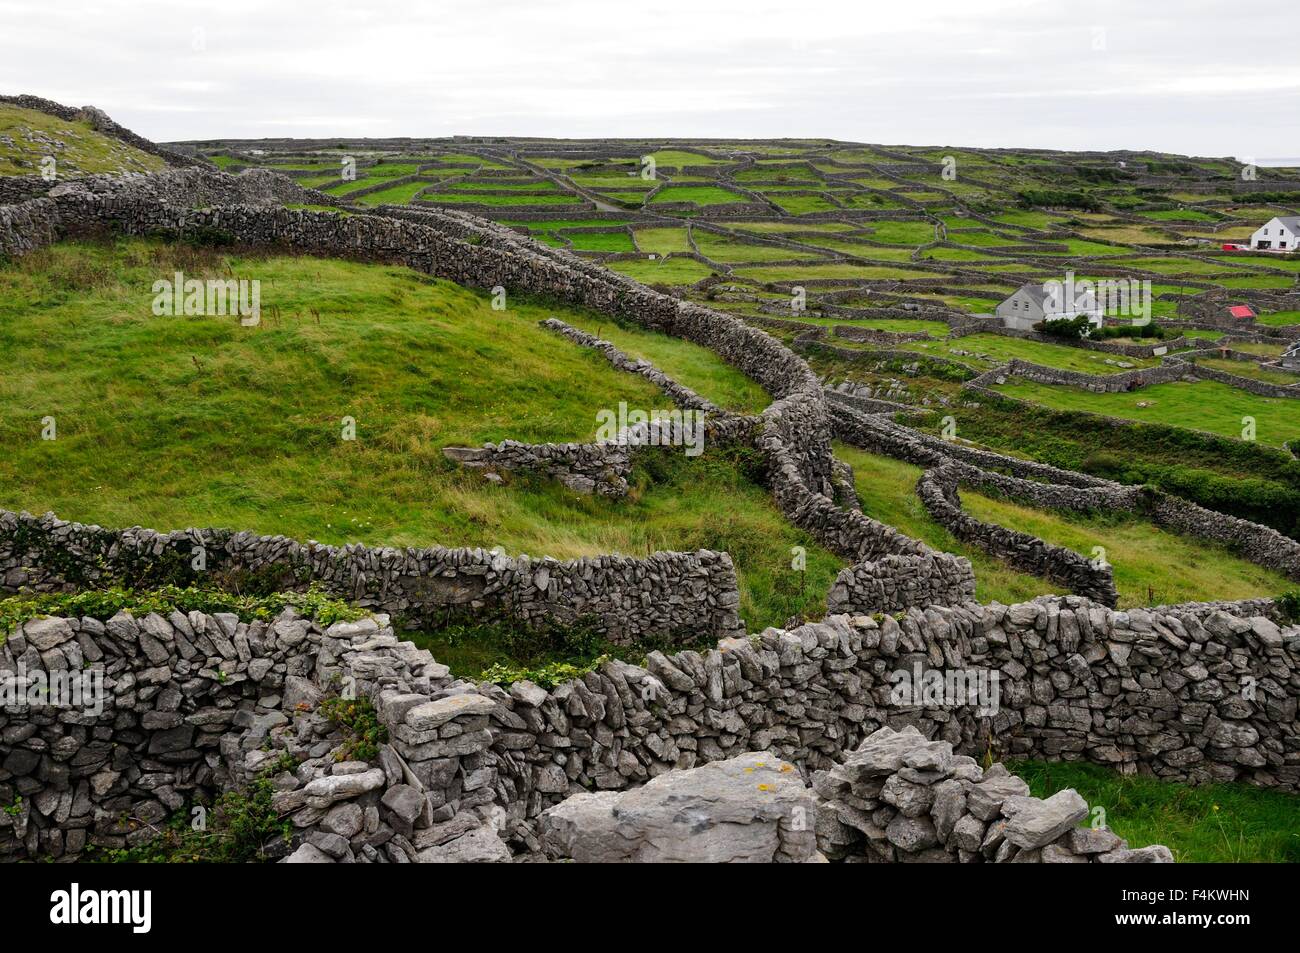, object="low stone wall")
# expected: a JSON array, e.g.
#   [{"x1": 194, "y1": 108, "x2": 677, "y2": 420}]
[
  {"x1": 0, "y1": 197, "x2": 59, "y2": 258},
  {"x1": 917, "y1": 465, "x2": 1120, "y2": 606},
  {"x1": 796, "y1": 330, "x2": 977, "y2": 378},
  {"x1": 1179, "y1": 356, "x2": 1300, "y2": 400},
  {"x1": 984, "y1": 358, "x2": 1190, "y2": 394},
  {"x1": 0, "y1": 509, "x2": 742, "y2": 644},
  {"x1": 3, "y1": 597, "x2": 1293, "y2": 861},
  {"x1": 833, "y1": 324, "x2": 930, "y2": 345},
  {"x1": 443, "y1": 441, "x2": 633, "y2": 496},
  {"x1": 825, "y1": 553, "x2": 977, "y2": 616},
  {"x1": 0, "y1": 176, "x2": 54, "y2": 205},
  {"x1": 827, "y1": 394, "x2": 1111, "y2": 489},
  {"x1": 1143, "y1": 489, "x2": 1300, "y2": 579},
  {"x1": 815, "y1": 725, "x2": 1172, "y2": 863},
  {"x1": 949, "y1": 322, "x2": 1191, "y2": 359}
]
